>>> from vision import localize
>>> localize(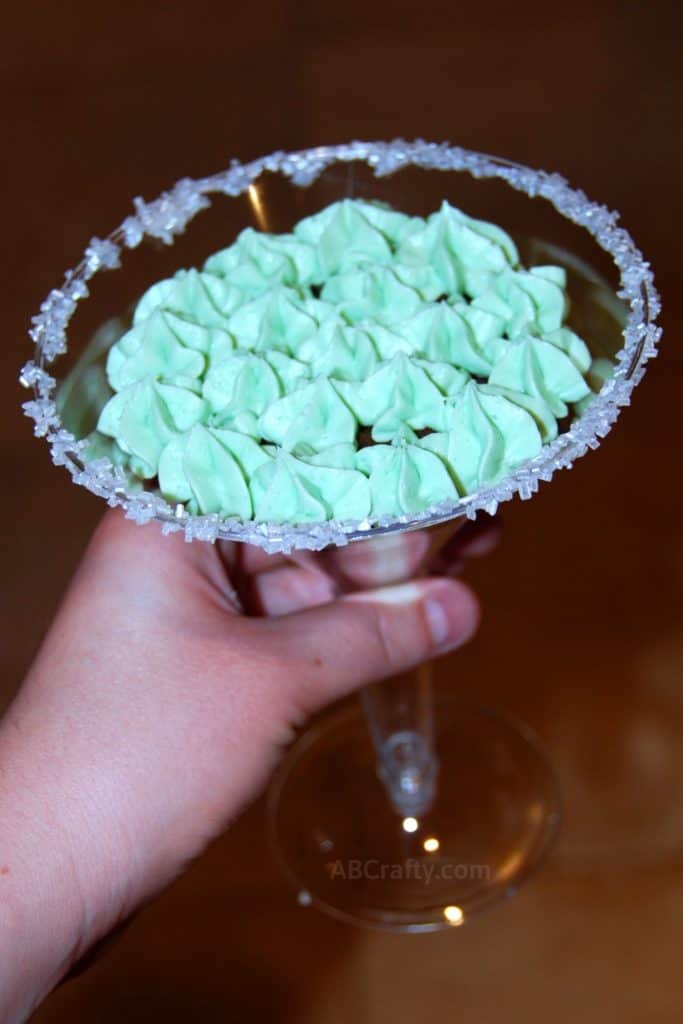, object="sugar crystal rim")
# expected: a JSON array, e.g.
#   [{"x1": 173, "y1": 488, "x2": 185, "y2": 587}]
[{"x1": 20, "y1": 139, "x2": 661, "y2": 553}]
